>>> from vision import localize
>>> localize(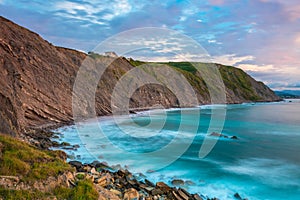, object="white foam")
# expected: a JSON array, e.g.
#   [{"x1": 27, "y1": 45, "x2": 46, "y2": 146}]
[{"x1": 222, "y1": 158, "x2": 300, "y2": 188}]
